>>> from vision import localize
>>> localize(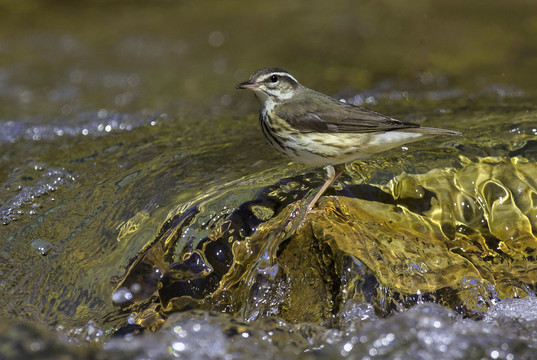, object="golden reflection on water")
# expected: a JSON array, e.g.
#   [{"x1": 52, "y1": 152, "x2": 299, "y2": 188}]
[
  {"x1": 192, "y1": 156, "x2": 537, "y2": 321},
  {"x1": 119, "y1": 152, "x2": 537, "y2": 329}
]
